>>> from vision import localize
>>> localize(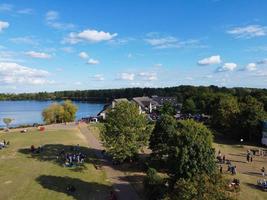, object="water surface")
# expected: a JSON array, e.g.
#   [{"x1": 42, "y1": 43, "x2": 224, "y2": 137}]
[{"x1": 0, "y1": 100, "x2": 104, "y2": 128}]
